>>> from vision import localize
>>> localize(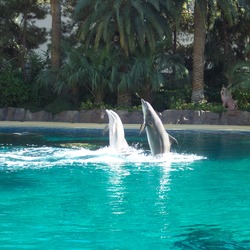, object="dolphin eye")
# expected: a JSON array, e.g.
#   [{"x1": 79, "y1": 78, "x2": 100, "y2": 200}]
[{"x1": 148, "y1": 121, "x2": 154, "y2": 127}]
